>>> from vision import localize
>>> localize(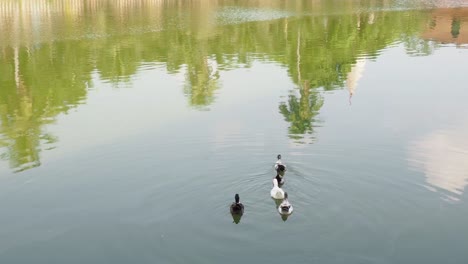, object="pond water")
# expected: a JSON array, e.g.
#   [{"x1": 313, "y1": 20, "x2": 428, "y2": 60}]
[{"x1": 1, "y1": 0, "x2": 468, "y2": 263}]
